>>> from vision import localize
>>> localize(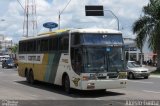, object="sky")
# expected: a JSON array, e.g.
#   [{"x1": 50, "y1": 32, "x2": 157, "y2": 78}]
[{"x1": 0, "y1": 0, "x2": 149, "y2": 44}]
